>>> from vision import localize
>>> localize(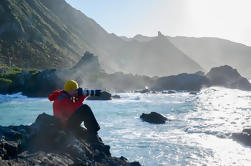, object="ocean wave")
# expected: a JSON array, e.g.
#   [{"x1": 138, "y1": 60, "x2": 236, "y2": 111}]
[{"x1": 0, "y1": 93, "x2": 27, "y2": 103}]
